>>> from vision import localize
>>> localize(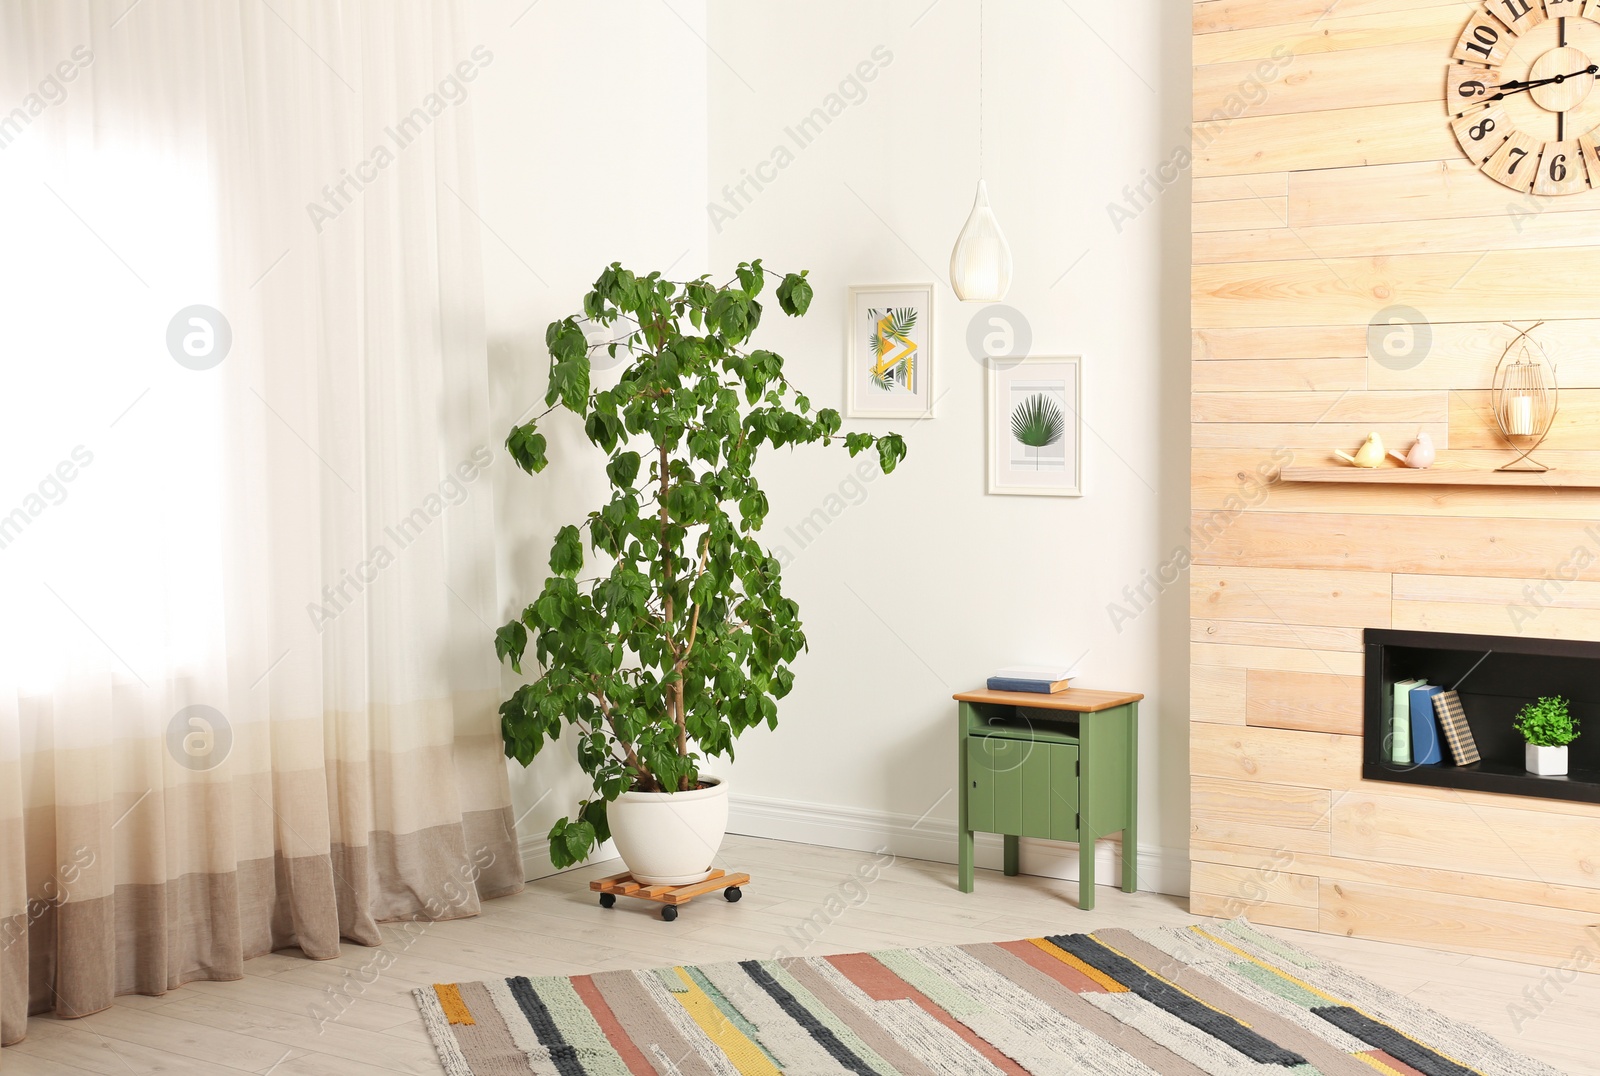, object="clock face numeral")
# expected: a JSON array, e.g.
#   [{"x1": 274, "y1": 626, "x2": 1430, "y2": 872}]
[
  {"x1": 1451, "y1": 105, "x2": 1514, "y2": 160},
  {"x1": 1545, "y1": 0, "x2": 1583, "y2": 13},
  {"x1": 1532, "y1": 138, "x2": 1591, "y2": 193},
  {"x1": 1447, "y1": 63, "x2": 1505, "y2": 109},
  {"x1": 1454, "y1": 11, "x2": 1516, "y2": 64},
  {"x1": 1579, "y1": 134, "x2": 1600, "y2": 185},
  {"x1": 1583, "y1": 0, "x2": 1600, "y2": 24},
  {"x1": 1482, "y1": 129, "x2": 1545, "y2": 190},
  {"x1": 1489, "y1": 0, "x2": 1547, "y2": 34}
]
